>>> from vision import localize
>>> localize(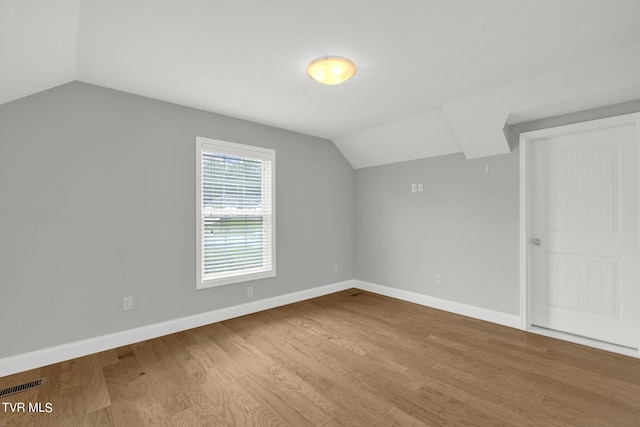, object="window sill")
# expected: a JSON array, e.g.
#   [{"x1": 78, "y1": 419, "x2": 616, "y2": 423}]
[{"x1": 197, "y1": 269, "x2": 275, "y2": 289}]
